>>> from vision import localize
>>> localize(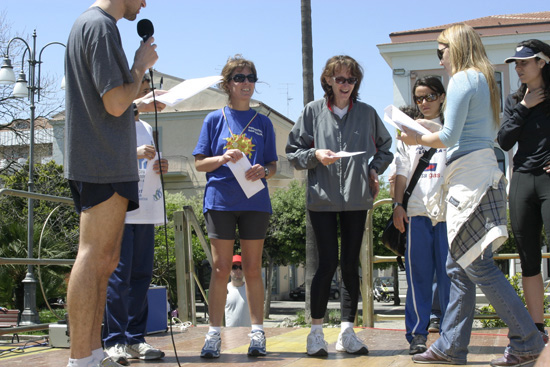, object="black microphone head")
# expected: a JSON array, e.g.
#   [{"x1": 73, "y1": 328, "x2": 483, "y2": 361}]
[{"x1": 137, "y1": 19, "x2": 154, "y2": 41}]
